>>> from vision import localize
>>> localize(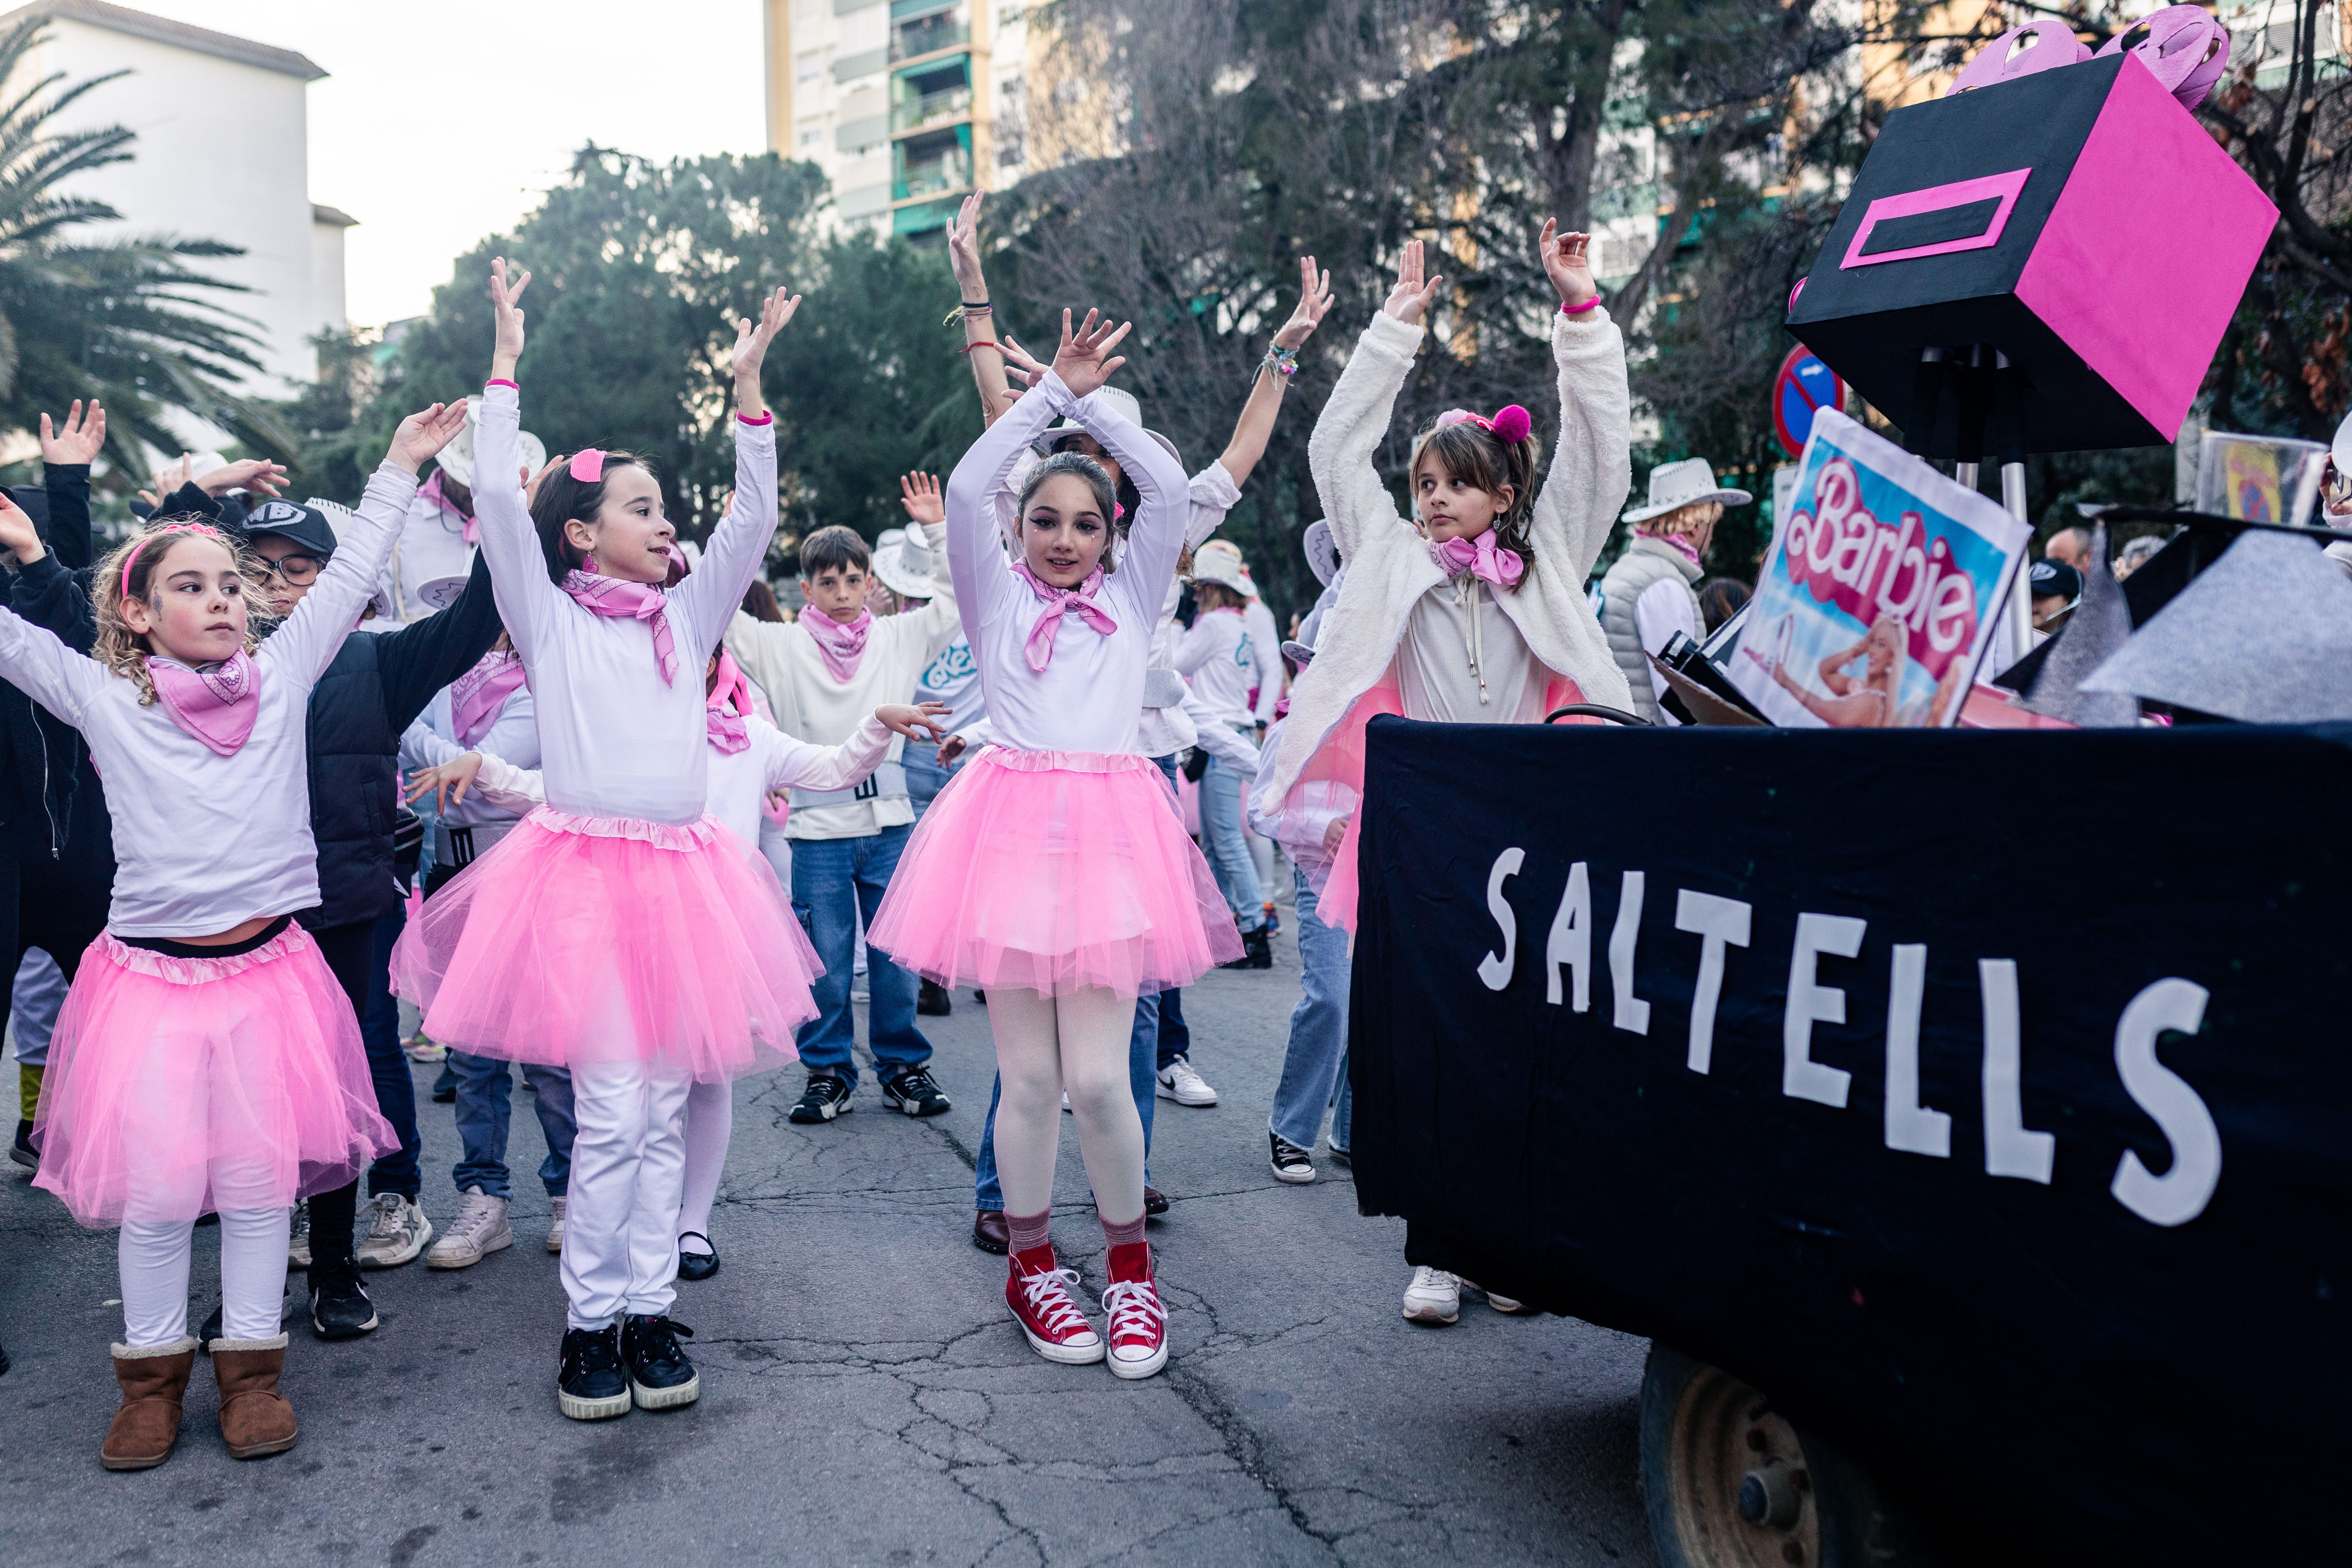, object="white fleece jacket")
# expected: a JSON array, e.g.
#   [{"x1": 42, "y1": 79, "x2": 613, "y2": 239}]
[{"x1": 1254, "y1": 307, "x2": 1633, "y2": 815}]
